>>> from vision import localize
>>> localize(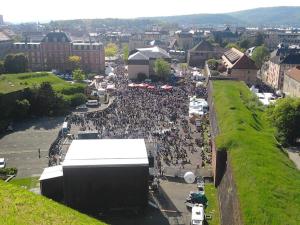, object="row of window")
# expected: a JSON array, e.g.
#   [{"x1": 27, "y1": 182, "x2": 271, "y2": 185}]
[{"x1": 73, "y1": 45, "x2": 101, "y2": 50}]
